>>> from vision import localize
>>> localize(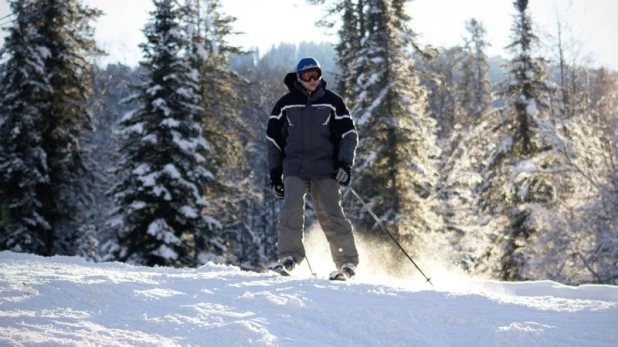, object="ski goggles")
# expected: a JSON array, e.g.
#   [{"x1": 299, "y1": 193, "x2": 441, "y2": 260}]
[{"x1": 299, "y1": 68, "x2": 322, "y2": 82}]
